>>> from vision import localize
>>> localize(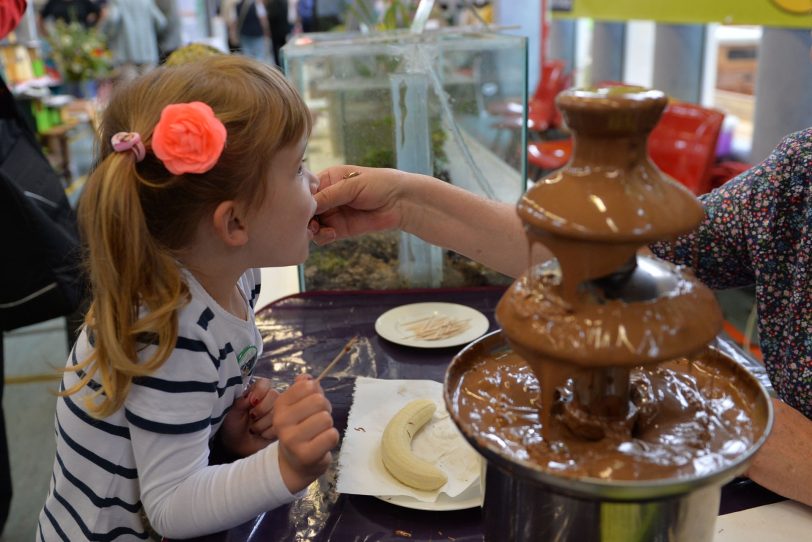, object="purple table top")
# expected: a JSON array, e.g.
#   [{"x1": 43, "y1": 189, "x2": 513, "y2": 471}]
[{"x1": 173, "y1": 287, "x2": 783, "y2": 542}]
